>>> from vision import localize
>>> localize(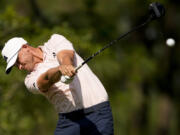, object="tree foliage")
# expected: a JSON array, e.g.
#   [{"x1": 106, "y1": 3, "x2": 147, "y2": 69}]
[{"x1": 0, "y1": 0, "x2": 179, "y2": 135}]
